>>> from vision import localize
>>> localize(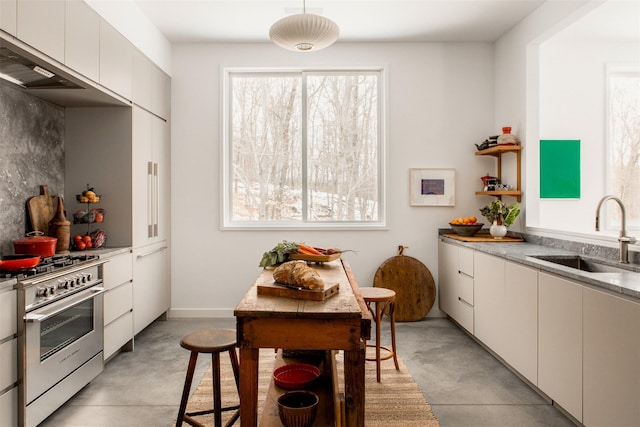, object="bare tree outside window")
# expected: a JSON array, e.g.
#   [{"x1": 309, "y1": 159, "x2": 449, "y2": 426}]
[
  {"x1": 226, "y1": 70, "x2": 383, "y2": 227},
  {"x1": 607, "y1": 70, "x2": 640, "y2": 229}
]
